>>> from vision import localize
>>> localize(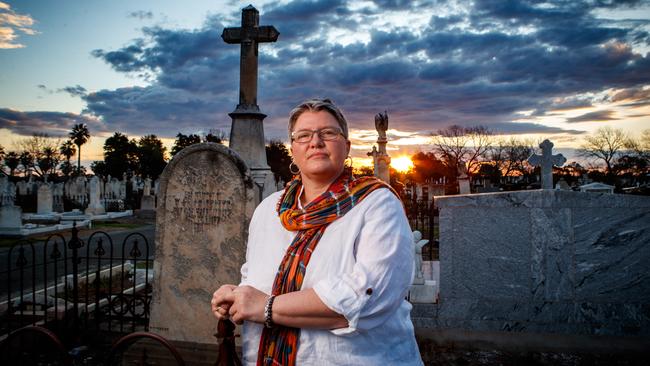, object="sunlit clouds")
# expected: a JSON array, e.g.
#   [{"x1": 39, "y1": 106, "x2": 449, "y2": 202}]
[
  {"x1": 1, "y1": 0, "x2": 649, "y2": 167},
  {"x1": 0, "y1": 1, "x2": 36, "y2": 49}
]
